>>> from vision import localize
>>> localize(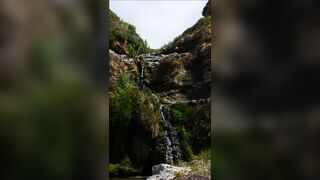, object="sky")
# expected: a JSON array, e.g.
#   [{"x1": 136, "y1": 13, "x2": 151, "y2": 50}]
[{"x1": 110, "y1": 0, "x2": 207, "y2": 49}]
